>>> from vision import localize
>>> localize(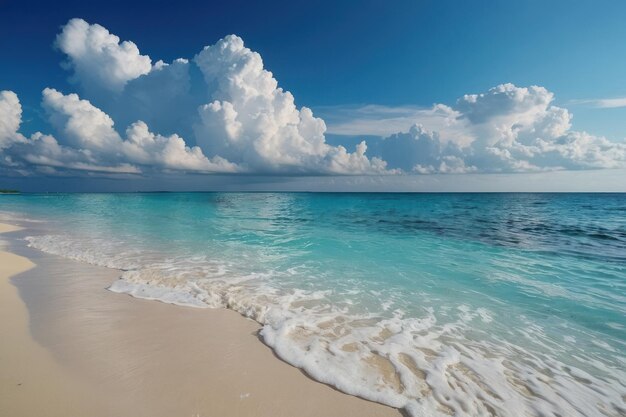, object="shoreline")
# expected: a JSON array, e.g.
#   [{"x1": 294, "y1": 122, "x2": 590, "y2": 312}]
[
  {"x1": 0, "y1": 223, "x2": 109, "y2": 417},
  {"x1": 0, "y1": 222, "x2": 400, "y2": 417}
]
